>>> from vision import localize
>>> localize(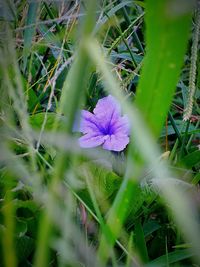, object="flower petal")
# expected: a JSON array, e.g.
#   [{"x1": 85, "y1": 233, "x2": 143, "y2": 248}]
[
  {"x1": 94, "y1": 95, "x2": 121, "y2": 118},
  {"x1": 102, "y1": 133, "x2": 129, "y2": 152},
  {"x1": 79, "y1": 110, "x2": 101, "y2": 134},
  {"x1": 79, "y1": 133, "x2": 104, "y2": 148},
  {"x1": 111, "y1": 115, "x2": 130, "y2": 135}
]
